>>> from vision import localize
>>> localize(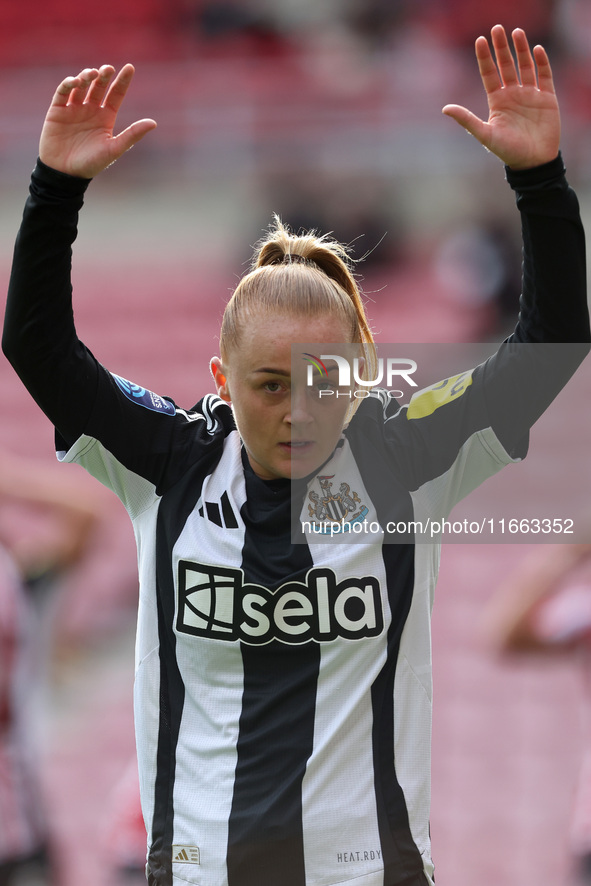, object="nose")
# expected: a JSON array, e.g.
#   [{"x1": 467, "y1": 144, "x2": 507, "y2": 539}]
[{"x1": 287, "y1": 387, "x2": 314, "y2": 426}]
